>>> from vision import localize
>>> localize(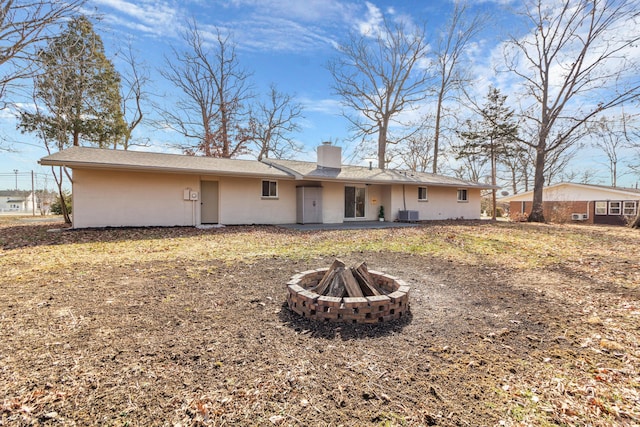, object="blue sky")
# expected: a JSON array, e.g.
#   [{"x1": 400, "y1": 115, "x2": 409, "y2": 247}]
[{"x1": 1, "y1": 0, "x2": 639, "y2": 191}]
